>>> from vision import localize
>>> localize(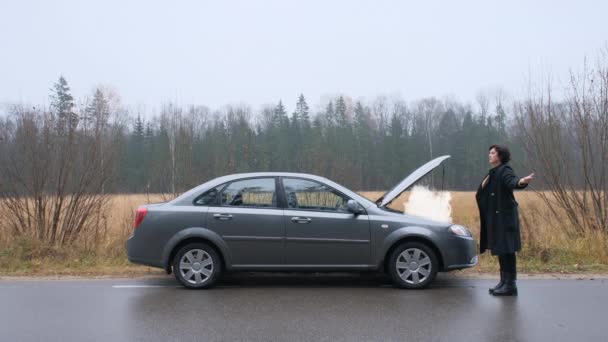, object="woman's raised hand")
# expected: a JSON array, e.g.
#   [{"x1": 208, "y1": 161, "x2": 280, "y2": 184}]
[{"x1": 519, "y1": 173, "x2": 535, "y2": 185}]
